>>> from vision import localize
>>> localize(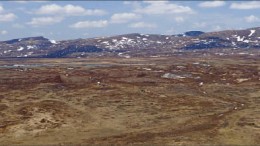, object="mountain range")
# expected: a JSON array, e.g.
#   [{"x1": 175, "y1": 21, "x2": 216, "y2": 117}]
[{"x1": 0, "y1": 27, "x2": 259, "y2": 58}]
